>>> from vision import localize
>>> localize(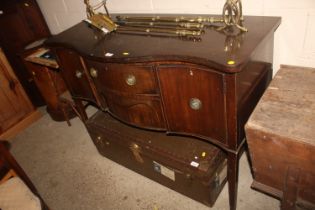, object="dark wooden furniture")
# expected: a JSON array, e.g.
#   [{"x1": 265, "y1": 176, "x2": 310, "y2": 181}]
[
  {"x1": 87, "y1": 111, "x2": 227, "y2": 207},
  {"x1": 46, "y1": 15, "x2": 281, "y2": 210},
  {"x1": 22, "y1": 47, "x2": 76, "y2": 124},
  {"x1": 0, "y1": 0, "x2": 50, "y2": 106},
  {"x1": 0, "y1": 141, "x2": 49, "y2": 210},
  {"x1": 0, "y1": 48, "x2": 41, "y2": 139},
  {"x1": 245, "y1": 65, "x2": 315, "y2": 209}
]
